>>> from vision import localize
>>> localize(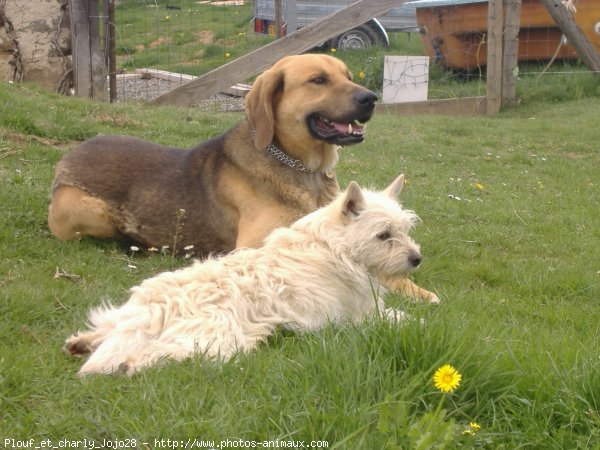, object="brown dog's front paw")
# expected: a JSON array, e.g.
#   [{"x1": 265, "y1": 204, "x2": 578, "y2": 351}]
[
  {"x1": 427, "y1": 292, "x2": 441, "y2": 304},
  {"x1": 382, "y1": 276, "x2": 441, "y2": 304}
]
